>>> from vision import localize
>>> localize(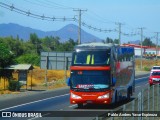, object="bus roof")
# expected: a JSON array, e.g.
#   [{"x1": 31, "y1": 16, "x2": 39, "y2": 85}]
[{"x1": 75, "y1": 42, "x2": 119, "y2": 50}]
